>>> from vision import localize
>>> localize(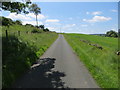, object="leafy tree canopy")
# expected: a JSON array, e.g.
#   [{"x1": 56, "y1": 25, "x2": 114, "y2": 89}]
[
  {"x1": 39, "y1": 25, "x2": 44, "y2": 29},
  {"x1": 0, "y1": 0, "x2": 31, "y2": 14},
  {"x1": 106, "y1": 30, "x2": 118, "y2": 38},
  {"x1": 0, "y1": 16, "x2": 14, "y2": 26},
  {"x1": 29, "y1": 4, "x2": 41, "y2": 15},
  {"x1": 14, "y1": 20, "x2": 22, "y2": 25},
  {"x1": 44, "y1": 28, "x2": 49, "y2": 32},
  {"x1": 29, "y1": 4, "x2": 41, "y2": 26},
  {"x1": 25, "y1": 24, "x2": 34, "y2": 27}
]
